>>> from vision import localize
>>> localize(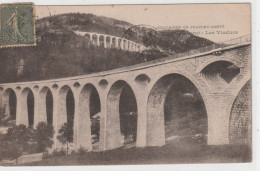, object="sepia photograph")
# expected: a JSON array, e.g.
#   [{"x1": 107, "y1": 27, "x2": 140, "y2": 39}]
[{"x1": 0, "y1": 2, "x2": 253, "y2": 167}]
